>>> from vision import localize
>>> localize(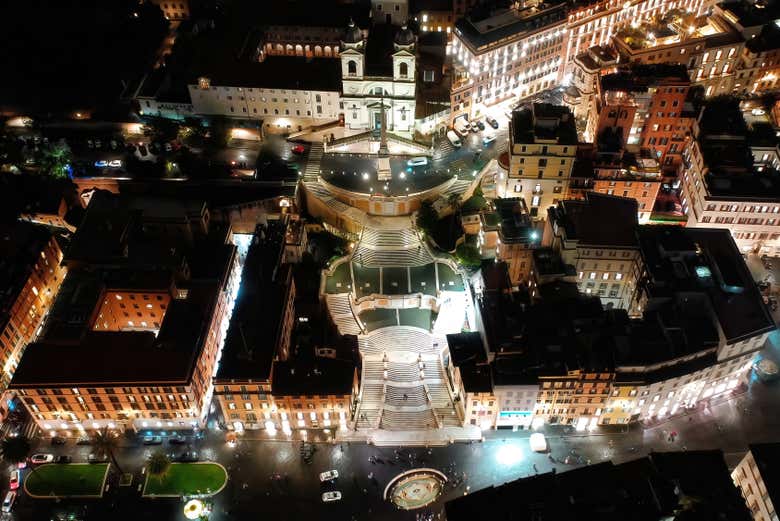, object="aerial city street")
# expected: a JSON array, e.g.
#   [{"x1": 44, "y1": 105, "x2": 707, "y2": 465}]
[{"x1": 2, "y1": 0, "x2": 780, "y2": 520}]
